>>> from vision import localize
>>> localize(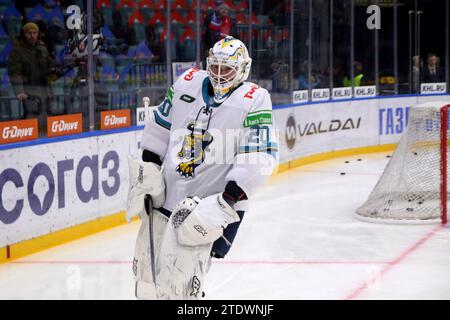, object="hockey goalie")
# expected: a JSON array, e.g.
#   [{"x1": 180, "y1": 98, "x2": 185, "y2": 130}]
[{"x1": 126, "y1": 36, "x2": 278, "y2": 299}]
